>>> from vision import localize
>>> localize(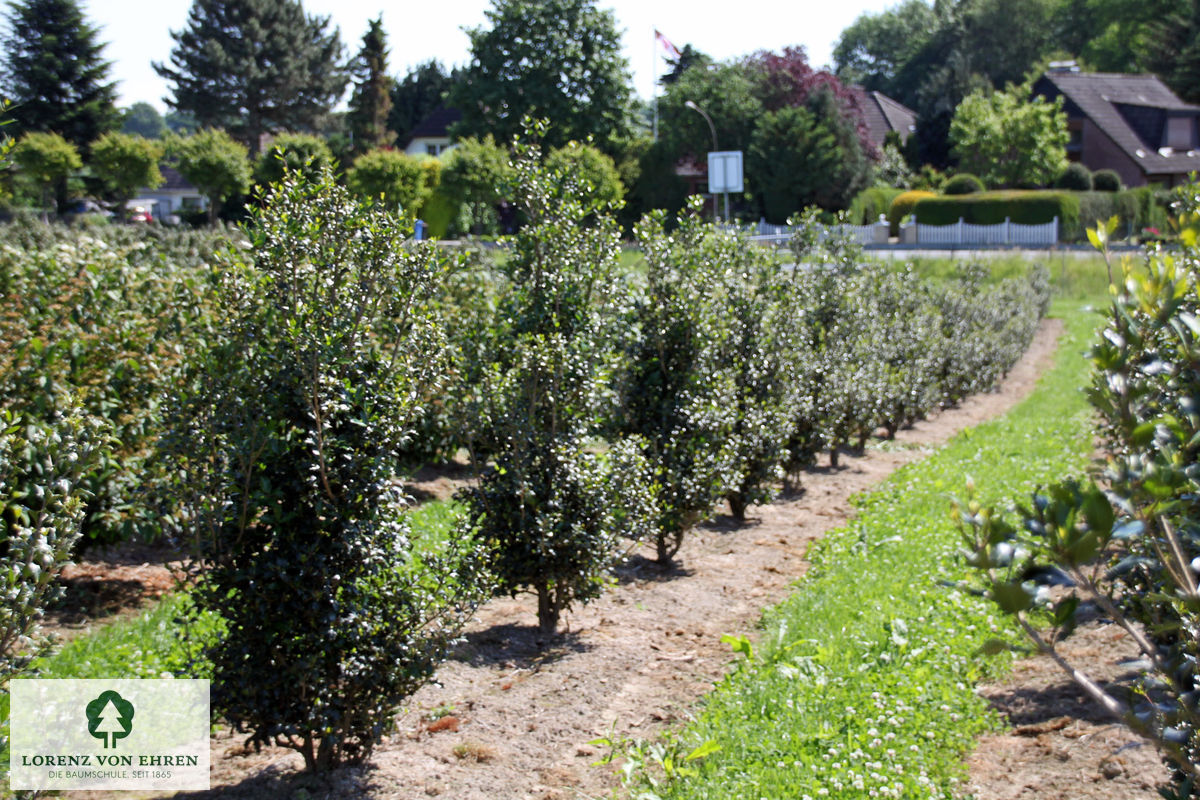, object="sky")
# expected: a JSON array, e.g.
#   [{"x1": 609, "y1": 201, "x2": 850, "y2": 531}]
[{"x1": 80, "y1": 0, "x2": 901, "y2": 112}]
